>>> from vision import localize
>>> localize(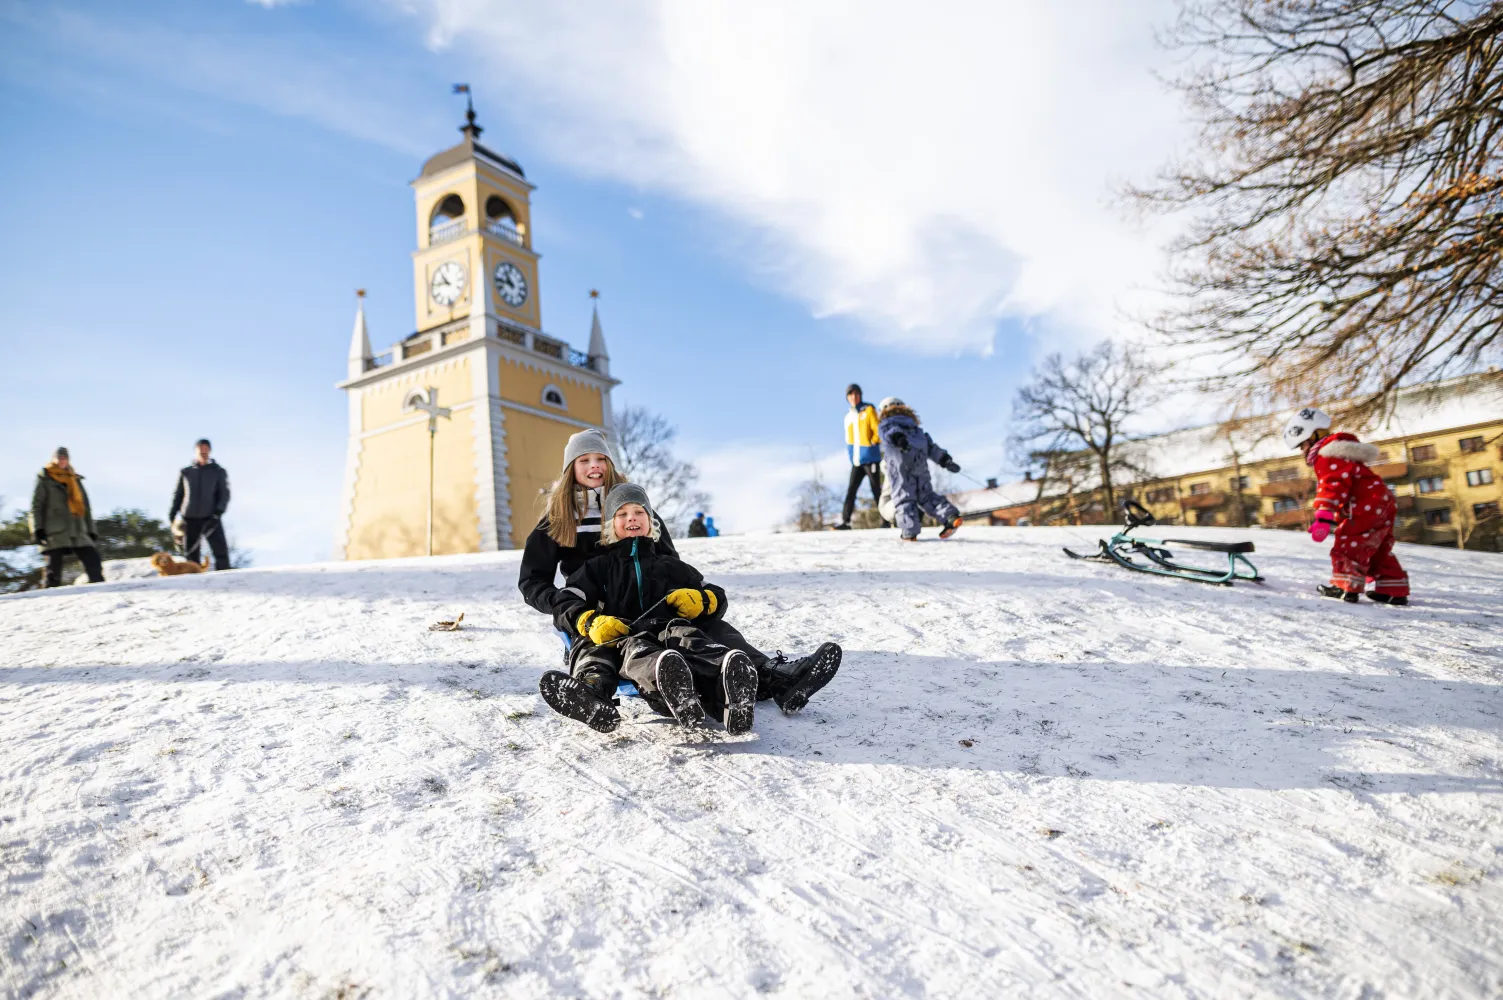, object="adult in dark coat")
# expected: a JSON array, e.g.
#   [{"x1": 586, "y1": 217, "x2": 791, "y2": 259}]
[
  {"x1": 687, "y1": 512, "x2": 709, "y2": 537},
  {"x1": 169, "y1": 439, "x2": 231, "y2": 570},
  {"x1": 31, "y1": 447, "x2": 104, "y2": 587}
]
